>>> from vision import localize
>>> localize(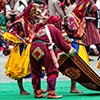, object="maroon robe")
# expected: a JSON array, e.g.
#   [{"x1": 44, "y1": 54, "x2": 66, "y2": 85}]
[
  {"x1": 83, "y1": 2, "x2": 100, "y2": 45},
  {"x1": 30, "y1": 23, "x2": 71, "y2": 93}
]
